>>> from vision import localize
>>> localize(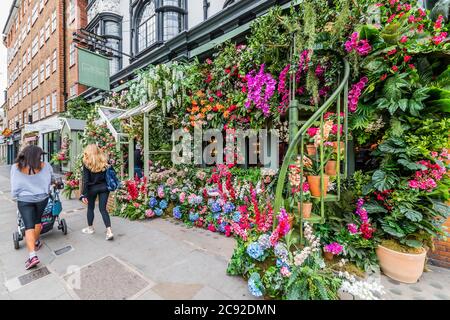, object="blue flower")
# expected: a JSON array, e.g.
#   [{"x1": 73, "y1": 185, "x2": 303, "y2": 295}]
[
  {"x1": 246, "y1": 242, "x2": 264, "y2": 260},
  {"x1": 149, "y1": 197, "x2": 158, "y2": 208},
  {"x1": 213, "y1": 212, "x2": 221, "y2": 220},
  {"x1": 274, "y1": 243, "x2": 289, "y2": 261},
  {"x1": 223, "y1": 202, "x2": 235, "y2": 214},
  {"x1": 247, "y1": 273, "x2": 264, "y2": 297},
  {"x1": 211, "y1": 201, "x2": 222, "y2": 213},
  {"x1": 154, "y1": 208, "x2": 163, "y2": 217},
  {"x1": 276, "y1": 258, "x2": 289, "y2": 268},
  {"x1": 218, "y1": 222, "x2": 226, "y2": 233},
  {"x1": 173, "y1": 206, "x2": 182, "y2": 219},
  {"x1": 189, "y1": 212, "x2": 199, "y2": 222},
  {"x1": 159, "y1": 200, "x2": 168, "y2": 210},
  {"x1": 257, "y1": 234, "x2": 271, "y2": 250},
  {"x1": 232, "y1": 211, "x2": 241, "y2": 222}
]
